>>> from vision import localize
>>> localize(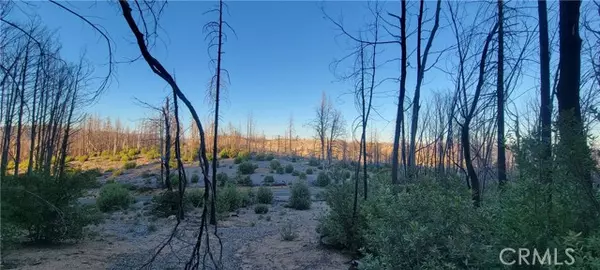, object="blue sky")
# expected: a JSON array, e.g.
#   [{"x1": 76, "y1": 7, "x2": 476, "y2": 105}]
[{"x1": 8, "y1": 1, "x2": 568, "y2": 142}]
